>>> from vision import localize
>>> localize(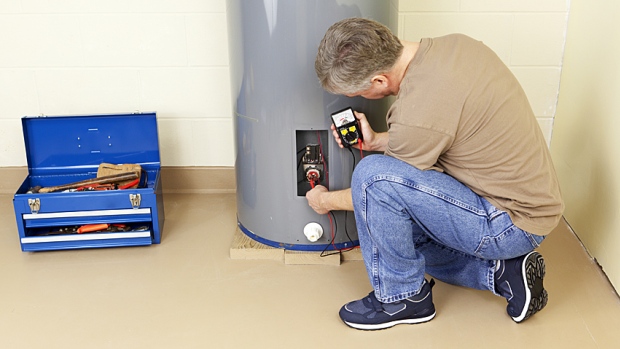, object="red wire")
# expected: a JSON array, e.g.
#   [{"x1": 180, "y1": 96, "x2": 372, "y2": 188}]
[
  {"x1": 359, "y1": 140, "x2": 364, "y2": 159},
  {"x1": 316, "y1": 131, "x2": 328, "y2": 184},
  {"x1": 328, "y1": 212, "x2": 337, "y2": 250},
  {"x1": 315, "y1": 131, "x2": 361, "y2": 252}
]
